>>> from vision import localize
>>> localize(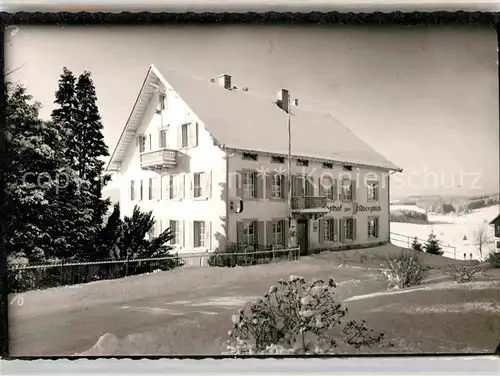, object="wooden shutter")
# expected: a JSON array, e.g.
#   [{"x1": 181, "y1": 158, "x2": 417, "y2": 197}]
[
  {"x1": 236, "y1": 221, "x2": 244, "y2": 244},
  {"x1": 351, "y1": 180, "x2": 356, "y2": 201},
  {"x1": 318, "y1": 177, "x2": 324, "y2": 197},
  {"x1": 375, "y1": 182, "x2": 379, "y2": 201},
  {"x1": 306, "y1": 178, "x2": 314, "y2": 196},
  {"x1": 352, "y1": 218, "x2": 357, "y2": 240},
  {"x1": 163, "y1": 175, "x2": 170, "y2": 199},
  {"x1": 188, "y1": 173, "x2": 194, "y2": 199},
  {"x1": 204, "y1": 221, "x2": 212, "y2": 250},
  {"x1": 256, "y1": 171, "x2": 264, "y2": 199},
  {"x1": 187, "y1": 122, "x2": 198, "y2": 147},
  {"x1": 236, "y1": 171, "x2": 243, "y2": 197},
  {"x1": 205, "y1": 171, "x2": 212, "y2": 198},
  {"x1": 282, "y1": 175, "x2": 288, "y2": 199},
  {"x1": 180, "y1": 220, "x2": 185, "y2": 247},
  {"x1": 179, "y1": 174, "x2": 185, "y2": 199},
  {"x1": 266, "y1": 174, "x2": 272, "y2": 199},
  {"x1": 189, "y1": 221, "x2": 195, "y2": 248},
  {"x1": 291, "y1": 175, "x2": 298, "y2": 197},
  {"x1": 318, "y1": 219, "x2": 324, "y2": 244},
  {"x1": 283, "y1": 219, "x2": 290, "y2": 247},
  {"x1": 257, "y1": 221, "x2": 265, "y2": 247},
  {"x1": 266, "y1": 221, "x2": 273, "y2": 246},
  {"x1": 339, "y1": 219, "x2": 344, "y2": 242}
]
